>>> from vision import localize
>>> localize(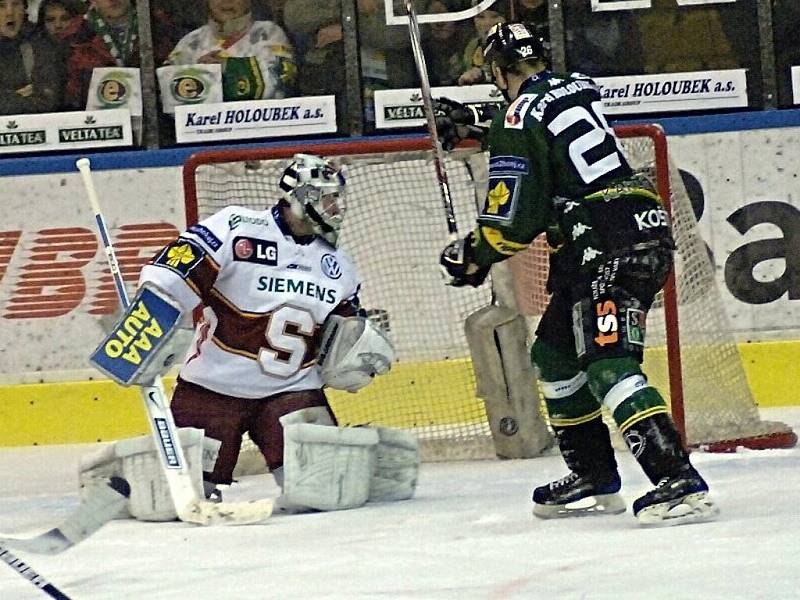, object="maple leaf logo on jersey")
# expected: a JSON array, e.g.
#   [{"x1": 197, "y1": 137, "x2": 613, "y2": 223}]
[
  {"x1": 166, "y1": 244, "x2": 196, "y2": 267},
  {"x1": 487, "y1": 182, "x2": 511, "y2": 214}
]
